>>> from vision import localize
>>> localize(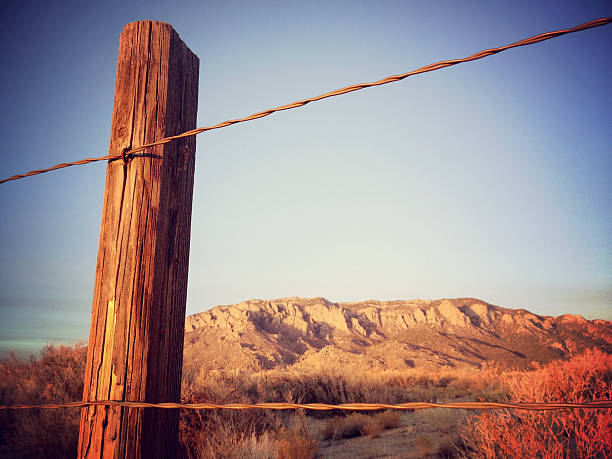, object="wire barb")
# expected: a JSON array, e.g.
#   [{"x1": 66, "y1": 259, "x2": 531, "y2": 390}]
[
  {"x1": 0, "y1": 16, "x2": 610, "y2": 185},
  {"x1": 1, "y1": 400, "x2": 611, "y2": 411}
]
